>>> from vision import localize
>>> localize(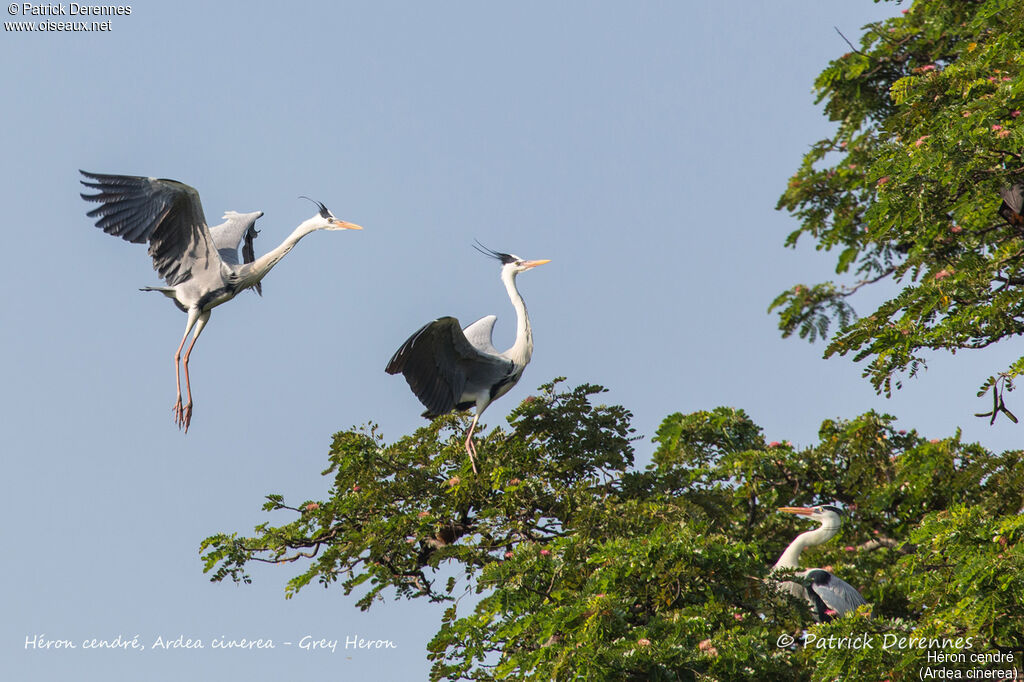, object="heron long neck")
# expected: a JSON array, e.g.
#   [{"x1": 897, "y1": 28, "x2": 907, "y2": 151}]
[
  {"x1": 502, "y1": 268, "x2": 532, "y2": 366},
  {"x1": 773, "y1": 523, "x2": 840, "y2": 570},
  {"x1": 246, "y1": 219, "x2": 320, "y2": 283}
]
